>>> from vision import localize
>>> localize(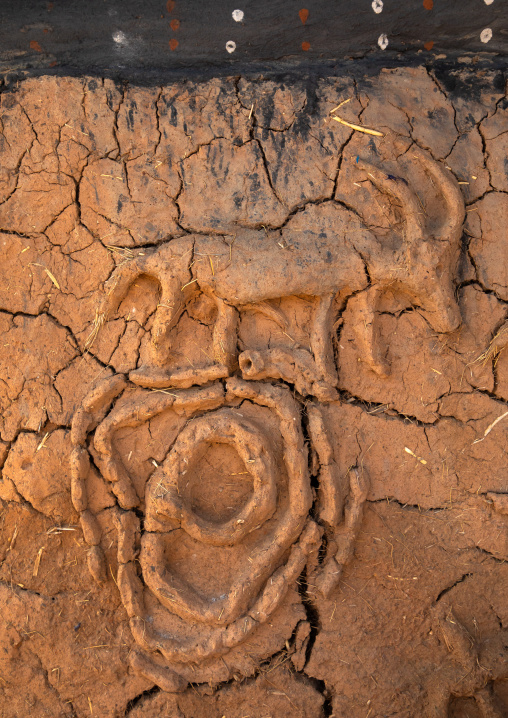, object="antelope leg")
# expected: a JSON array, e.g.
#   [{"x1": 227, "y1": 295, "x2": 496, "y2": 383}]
[
  {"x1": 212, "y1": 297, "x2": 239, "y2": 373},
  {"x1": 352, "y1": 286, "x2": 390, "y2": 377},
  {"x1": 311, "y1": 293, "x2": 338, "y2": 387}
]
